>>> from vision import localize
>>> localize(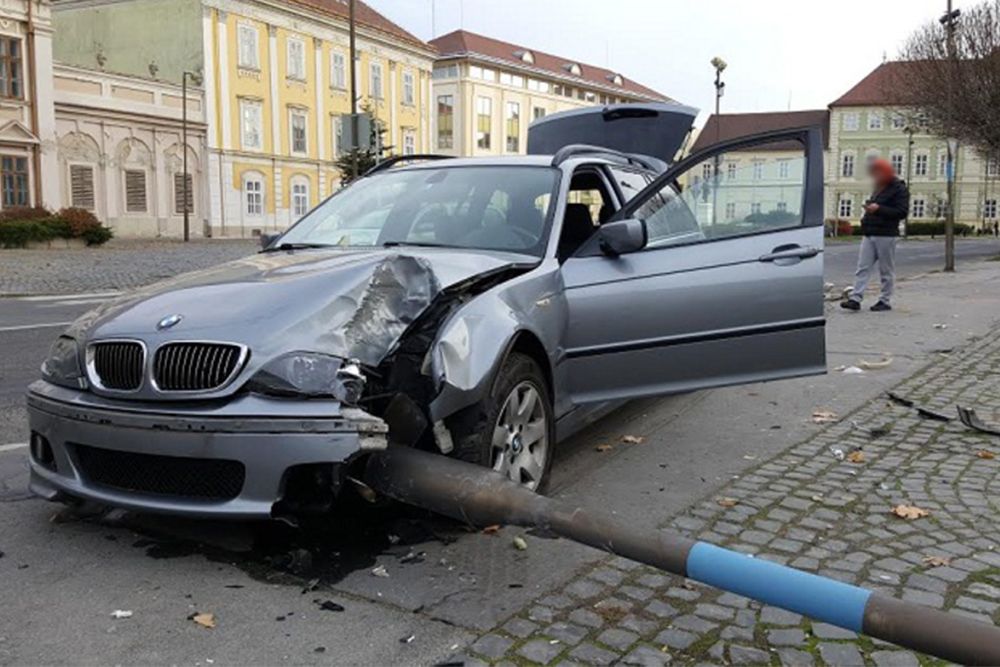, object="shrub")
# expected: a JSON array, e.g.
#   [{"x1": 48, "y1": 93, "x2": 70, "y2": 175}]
[
  {"x1": 0, "y1": 220, "x2": 58, "y2": 248},
  {"x1": 0, "y1": 205, "x2": 52, "y2": 222},
  {"x1": 57, "y1": 207, "x2": 102, "y2": 237},
  {"x1": 81, "y1": 222, "x2": 113, "y2": 245},
  {"x1": 904, "y1": 221, "x2": 972, "y2": 236},
  {"x1": 0, "y1": 208, "x2": 114, "y2": 248}
]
